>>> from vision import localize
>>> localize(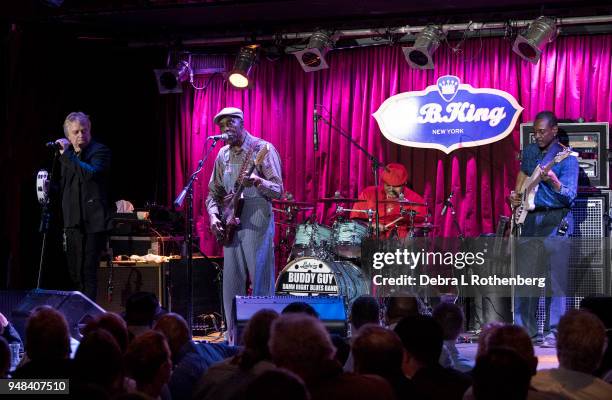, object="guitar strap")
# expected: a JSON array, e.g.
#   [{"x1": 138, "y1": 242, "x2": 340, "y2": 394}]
[
  {"x1": 538, "y1": 140, "x2": 564, "y2": 167},
  {"x1": 233, "y1": 145, "x2": 256, "y2": 193}
]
